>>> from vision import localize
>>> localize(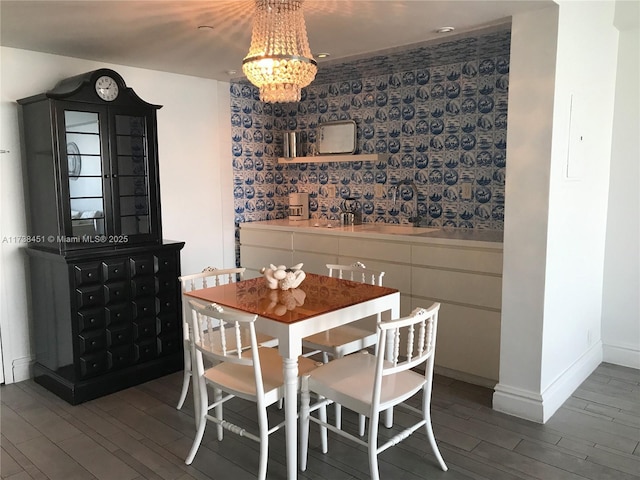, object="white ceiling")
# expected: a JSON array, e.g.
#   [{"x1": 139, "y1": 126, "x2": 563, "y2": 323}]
[{"x1": 0, "y1": 0, "x2": 553, "y2": 81}]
